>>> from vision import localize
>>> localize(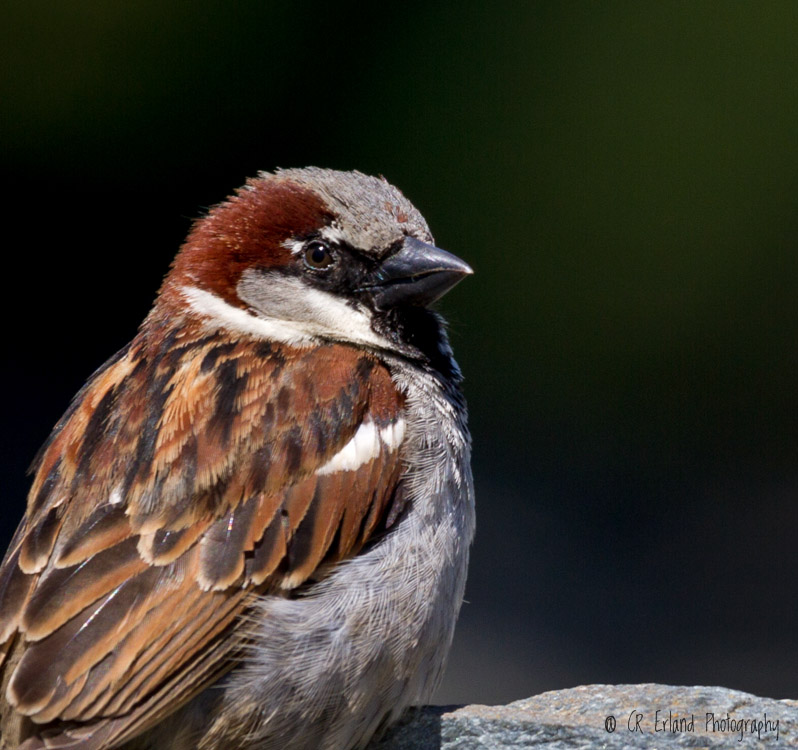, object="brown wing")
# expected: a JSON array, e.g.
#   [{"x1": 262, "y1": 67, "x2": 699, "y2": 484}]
[{"x1": 0, "y1": 328, "x2": 406, "y2": 749}]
